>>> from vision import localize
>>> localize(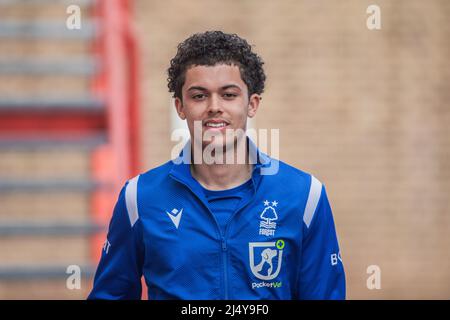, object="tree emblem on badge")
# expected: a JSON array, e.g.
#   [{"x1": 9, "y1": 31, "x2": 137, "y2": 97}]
[{"x1": 259, "y1": 200, "x2": 279, "y2": 237}]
